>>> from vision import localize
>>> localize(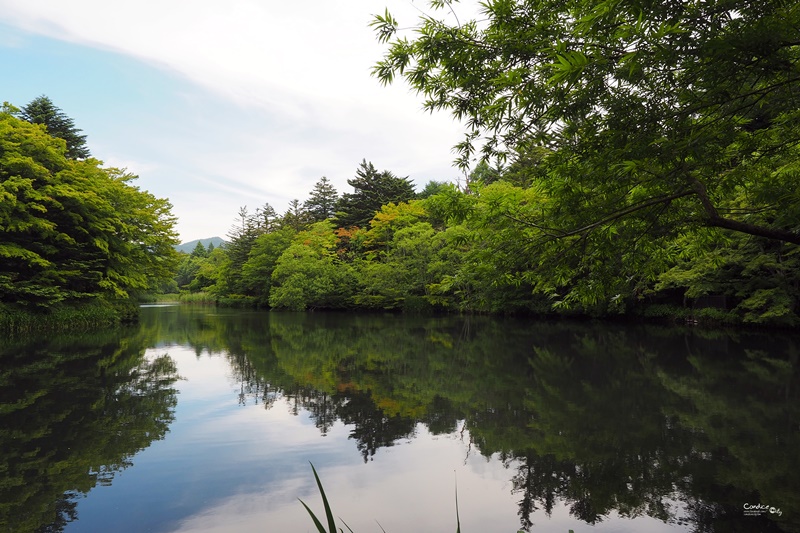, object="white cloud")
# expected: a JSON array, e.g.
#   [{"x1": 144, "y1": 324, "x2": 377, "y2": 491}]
[{"x1": 0, "y1": 0, "x2": 468, "y2": 241}]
